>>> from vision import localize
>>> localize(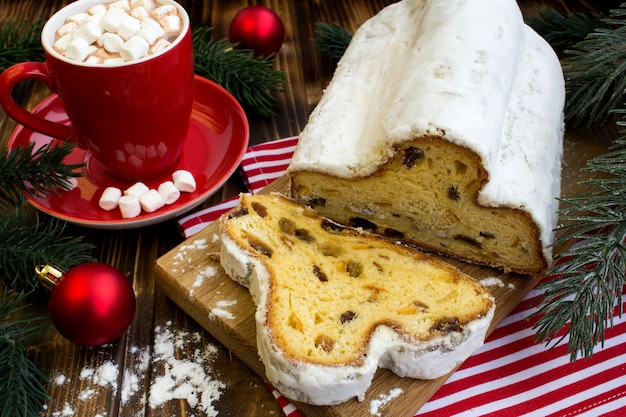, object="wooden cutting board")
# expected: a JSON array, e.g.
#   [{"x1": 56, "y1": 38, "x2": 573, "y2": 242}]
[{"x1": 153, "y1": 130, "x2": 610, "y2": 417}]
